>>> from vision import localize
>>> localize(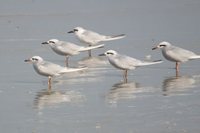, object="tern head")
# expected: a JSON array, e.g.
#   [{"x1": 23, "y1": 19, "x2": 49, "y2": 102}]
[
  {"x1": 24, "y1": 56, "x2": 43, "y2": 63},
  {"x1": 99, "y1": 50, "x2": 118, "y2": 57},
  {"x1": 42, "y1": 39, "x2": 59, "y2": 45},
  {"x1": 152, "y1": 41, "x2": 172, "y2": 50},
  {"x1": 68, "y1": 27, "x2": 85, "y2": 34}
]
